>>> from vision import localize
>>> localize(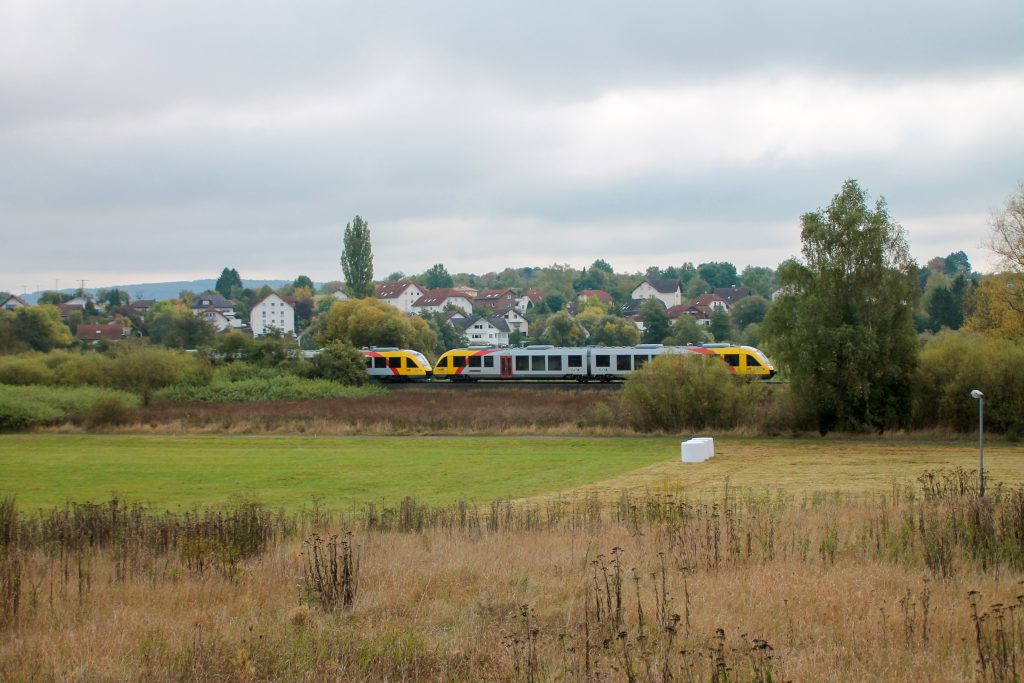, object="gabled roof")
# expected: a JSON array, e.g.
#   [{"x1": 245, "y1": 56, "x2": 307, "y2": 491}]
[
  {"x1": 451, "y1": 316, "x2": 511, "y2": 333},
  {"x1": 253, "y1": 292, "x2": 295, "y2": 309},
  {"x1": 521, "y1": 290, "x2": 544, "y2": 303},
  {"x1": 75, "y1": 324, "x2": 126, "y2": 341},
  {"x1": 1, "y1": 295, "x2": 28, "y2": 309},
  {"x1": 578, "y1": 289, "x2": 613, "y2": 303},
  {"x1": 636, "y1": 279, "x2": 682, "y2": 294},
  {"x1": 678, "y1": 304, "x2": 714, "y2": 319},
  {"x1": 191, "y1": 291, "x2": 233, "y2": 310},
  {"x1": 130, "y1": 299, "x2": 156, "y2": 310},
  {"x1": 713, "y1": 286, "x2": 754, "y2": 305},
  {"x1": 665, "y1": 305, "x2": 689, "y2": 320},
  {"x1": 690, "y1": 293, "x2": 726, "y2": 308},
  {"x1": 375, "y1": 281, "x2": 420, "y2": 299},
  {"x1": 412, "y1": 288, "x2": 472, "y2": 307},
  {"x1": 475, "y1": 288, "x2": 517, "y2": 301}
]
